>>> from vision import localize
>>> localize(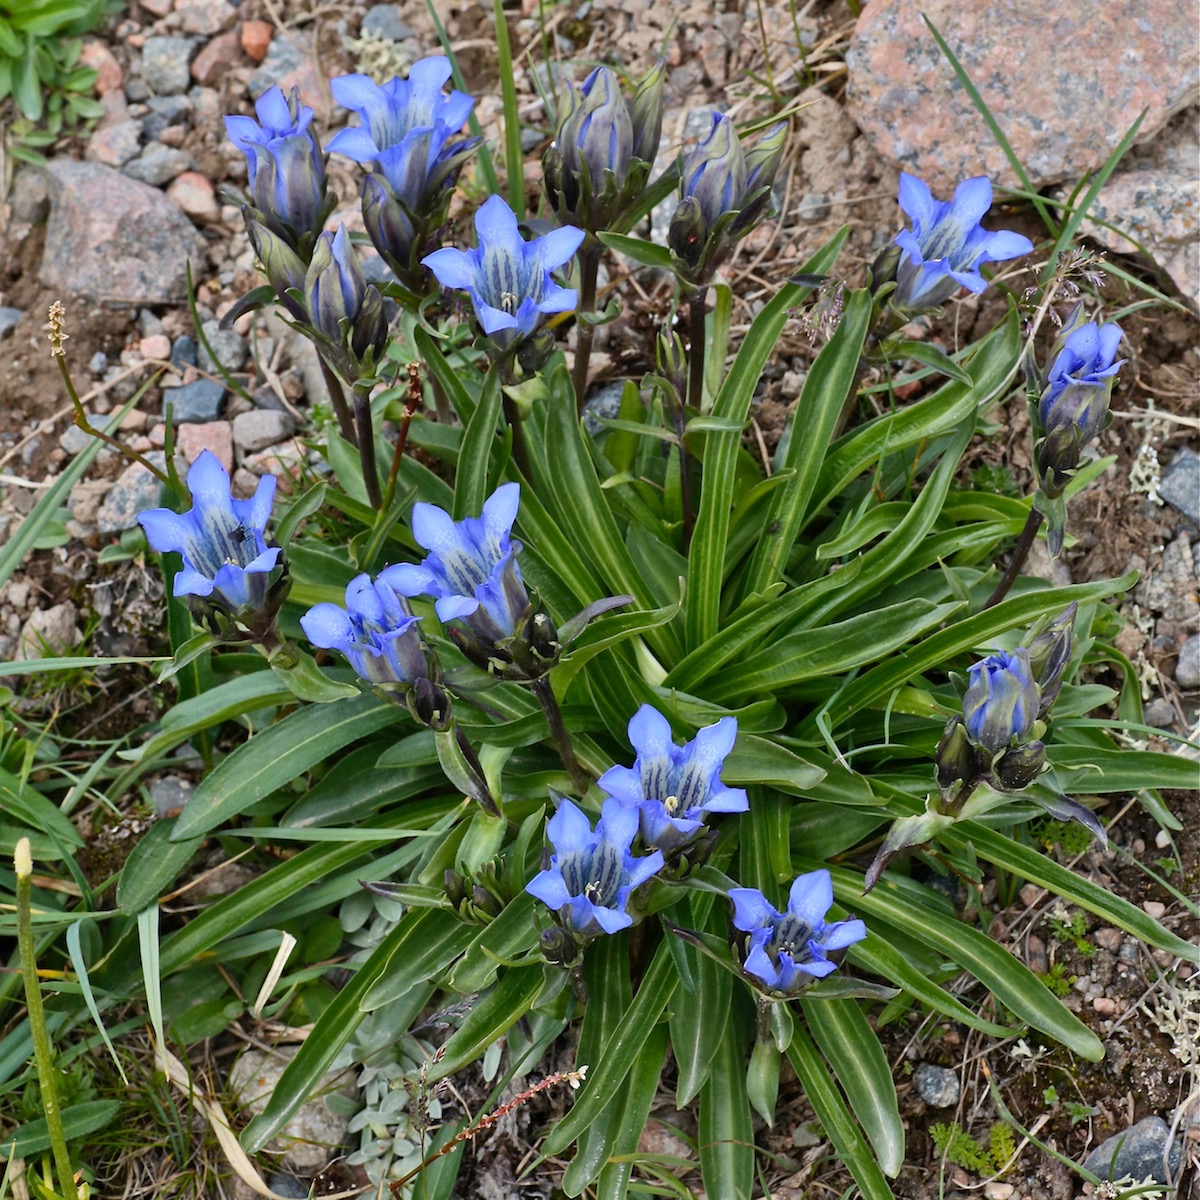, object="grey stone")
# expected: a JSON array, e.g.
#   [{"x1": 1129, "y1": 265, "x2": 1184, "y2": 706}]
[
  {"x1": 233, "y1": 409, "x2": 296, "y2": 453},
  {"x1": 1139, "y1": 534, "x2": 1199, "y2": 622},
  {"x1": 913, "y1": 1063, "x2": 959, "y2": 1108},
  {"x1": 58, "y1": 417, "x2": 117, "y2": 457},
  {"x1": 98, "y1": 453, "x2": 167, "y2": 533},
  {"x1": 90, "y1": 351, "x2": 109, "y2": 375},
  {"x1": 1142, "y1": 697, "x2": 1178, "y2": 727},
  {"x1": 146, "y1": 94, "x2": 192, "y2": 124},
  {"x1": 1177, "y1": 637, "x2": 1200, "y2": 689},
  {"x1": 198, "y1": 319, "x2": 247, "y2": 374},
  {"x1": 149, "y1": 775, "x2": 195, "y2": 817},
  {"x1": 582, "y1": 380, "x2": 628, "y2": 435},
  {"x1": 17, "y1": 603, "x2": 80, "y2": 660},
  {"x1": 1160, "y1": 447, "x2": 1200, "y2": 525},
  {"x1": 248, "y1": 39, "x2": 306, "y2": 99},
  {"x1": 1081, "y1": 1116, "x2": 1181, "y2": 1185},
  {"x1": 361, "y1": 4, "x2": 416, "y2": 40},
  {"x1": 124, "y1": 143, "x2": 195, "y2": 186},
  {"x1": 520, "y1": 126, "x2": 544, "y2": 153},
  {"x1": 141, "y1": 37, "x2": 196, "y2": 95},
  {"x1": 10, "y1": 165, "x2": 49, "y2": 223},
  {"x1": 264, "y1": 1176, "x2": 308, "y2": 1200},
  {"x1": 171, "y1": 334, "x2": 198, "y2": 368},
  {"x1": 163, "y1": 378, "x2": 225, "y2": 422},
  {"x1": 40, "y1": 161, "x2": 207, "y2": 305},
  {"x1": 85, "y1": 119, "x2": 144, "y2": 167},
  {"x1": 229, "y1": 1046, "x2": 357, "y2": 1172},
  {"x1": 0, "y1": 307, "x2": 22, "y2": 338}
]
